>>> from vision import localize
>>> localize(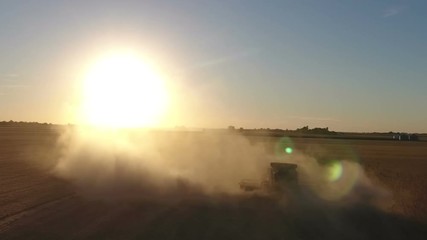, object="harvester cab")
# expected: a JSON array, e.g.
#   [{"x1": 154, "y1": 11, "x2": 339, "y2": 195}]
[
  {"x1": 268, "y1": 162, "x2": 298, "y2": 191},
  {"x1": 239, "y1": 162, "x2": 298, "y2": 193}
]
